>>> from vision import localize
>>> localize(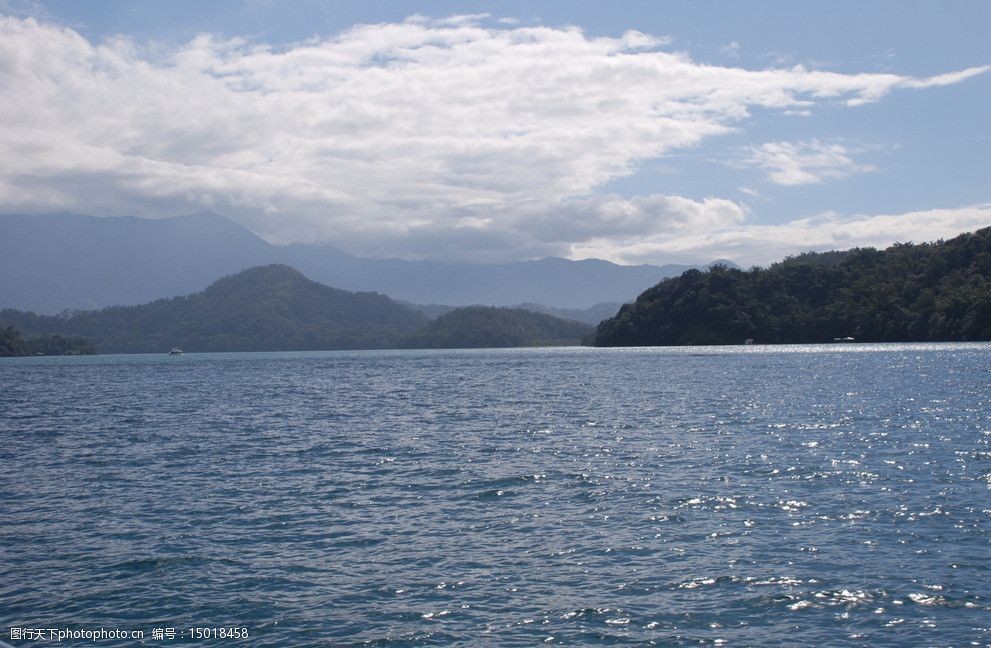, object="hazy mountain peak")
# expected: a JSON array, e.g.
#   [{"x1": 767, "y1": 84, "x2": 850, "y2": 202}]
[
  {"x1": 1, "y1": 212, "x2": 731, "y2": 312},
  {"x1": 203, "y1": 263, "x2": 309, "y2": 290},
  {"x1": 175, "y1": 210, "x2": 227, "y2": 220}
]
